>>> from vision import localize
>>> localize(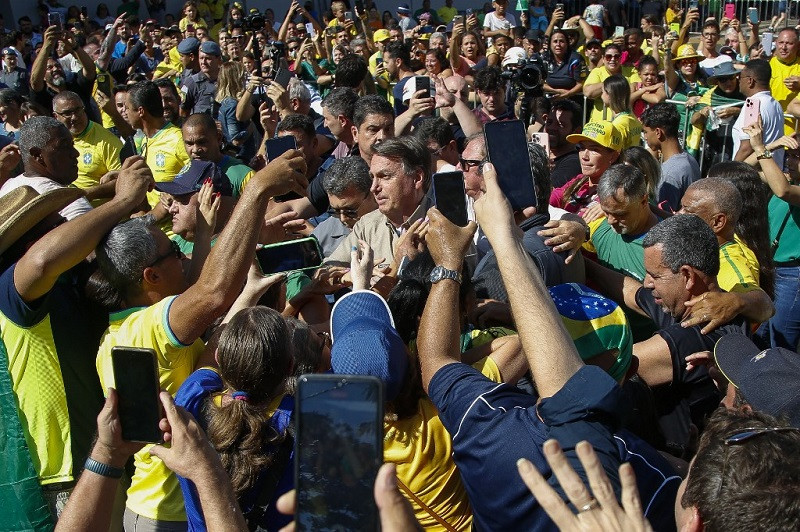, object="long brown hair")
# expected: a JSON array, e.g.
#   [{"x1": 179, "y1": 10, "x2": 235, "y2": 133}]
[{"x1": 207, "y1": 306, "x2": 293, "y2": 496}]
